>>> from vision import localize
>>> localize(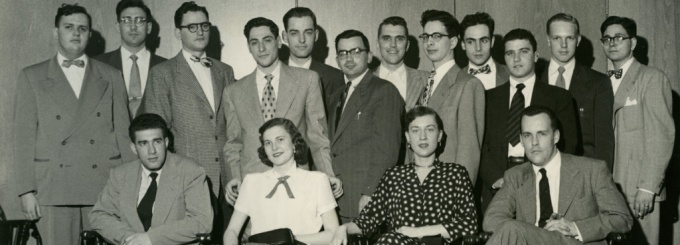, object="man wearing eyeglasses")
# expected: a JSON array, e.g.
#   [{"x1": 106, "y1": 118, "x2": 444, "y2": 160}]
[
  {"x1": 600, "y1": 16, "x2": 674, "y2": 245},
  {"x1": 328, "y1": 30, "x2": 404, "y2": 222},
  {"x1": 139, "y1": 1, "x2": 236, "y2": 240},
  {"x1": 418, "y1": 10, "x2": 485, "y2": 185},
  {"x1": 95, "y1": 0, "x2": 166, "y2": 118},
  {"x1": 460, "y1": 12, "x2": 509, "y2": 90}
]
